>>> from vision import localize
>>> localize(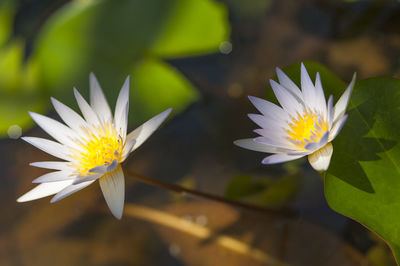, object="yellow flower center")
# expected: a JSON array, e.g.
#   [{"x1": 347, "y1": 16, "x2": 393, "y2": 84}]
[
  {"x1": 69, "y1": 123, "x2": 123, "y2": 177},
  {"x1": 285, "y1": 108, "x2": 328, "y2": 150}
]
